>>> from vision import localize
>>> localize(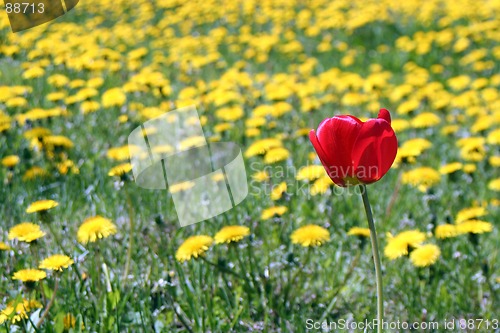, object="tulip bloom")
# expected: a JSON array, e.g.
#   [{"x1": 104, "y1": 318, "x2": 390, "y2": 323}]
[{"x1": 309, "y1": 109, "x2": 398, "y2": 187}]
